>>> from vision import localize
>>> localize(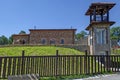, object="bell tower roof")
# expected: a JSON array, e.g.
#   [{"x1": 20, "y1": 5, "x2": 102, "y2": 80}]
[
  {"x1": 85, "y1": 2, "x2": 116, "y2": 15},
  {"x1": 85, "y1": 2, "x2": 116, "y2": 30}
]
